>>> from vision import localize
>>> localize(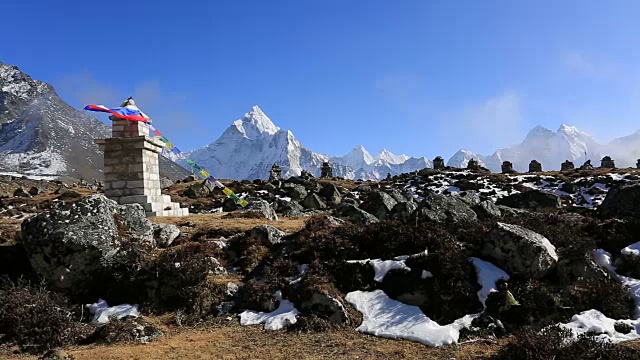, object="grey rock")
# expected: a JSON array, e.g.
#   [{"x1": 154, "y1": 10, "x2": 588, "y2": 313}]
[
  {"x1": 414, "y1": 192, "x2": 477, "y2": 223},
  {"x1": 159, "y1": 177, "x2": 173, "y2": 189},
  {"x1": 390, "y1": 201, "x2": 418, "y2": 219},
  {"x1": 387, "y1": 188, "x2": 409, "y2": 203},
  {"x1": 250, "y1": 224, "x2": 287, "y2": 245},
  {"x1": 243, "y1": 199, "x2": 278, "y2": 221},
  {"x1": 482, "y1": 222, "x2": 558, "y2": 279},
  {"x1": 281, "y1": 200, "x2": 306, "y2": 217},
  {"x1": 302, "y1": 193, "x2": 327, "y2": 210},
  {"x1": 183, "y1": 175, "x2": 197, "y2": 183},
  {"x1": 496, "y1": 190, "x2": 562, "y2": 212},
  {"x1": 555, "y1": 253, "x2": 607, "y2": 285},
  {"x1": 457, "y1": 191, "x2": 481, "y2": 206},
  {"x1": 28, "y1": 186, "x2": 40, "y2": 196},
  {"x1": 283, "y1": 183, "x2": 308, "y2": 201},
  {"x1": 472, "y1": 200, "x2": 502, "y2": 220},
  {"x1": 319, "y1": 183, "x2": 342, "y2": 204},
  {"x1": 21, "y1": 194, "x2": 154, "y2": 292},
  {"x1": 360, "y1": 191, "x2": 398, "y2": 220},
  {"x1": 153, "y1": 223, "x2": 181, "y2": 248},
  {"x1": 300, "y1": 292, "x2": 349, "y2": 324},
  {"x1": 183, "y1": 179, "x2": 216, "y2": 198},
  {"x1": 600, "y1": 181, "x2": 640, "y2": 218},
  {"x1": 336, "y1": 204, "x2": 379, "y2": 224}
]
